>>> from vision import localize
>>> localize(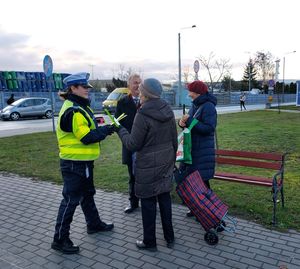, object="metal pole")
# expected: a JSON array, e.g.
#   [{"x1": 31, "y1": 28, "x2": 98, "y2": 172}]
[
  {"x1": 248, "y1": 61, "x2": 251, "y2": 92},
  {"x1": 178, "y1": 32, "x2": 182, "y2": 106},
  {"x1": 282, "y1": 56, "x2": 285, "y2": 103},
  {"x1": 49, "y1": 89, "x2": 56, "y2": 132},
  {"x1": 275, "y1": 59, "x2": 280, "y2": 114},
  {"x1": 281, "y1": 51, "x2": 296, "y2": 103},
  {"x1": 177, "y1": 25, "x2": 196, "y2": 107},
  {"x1": 89, "y1": 64, "x2": 95, "y2": 80}
]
